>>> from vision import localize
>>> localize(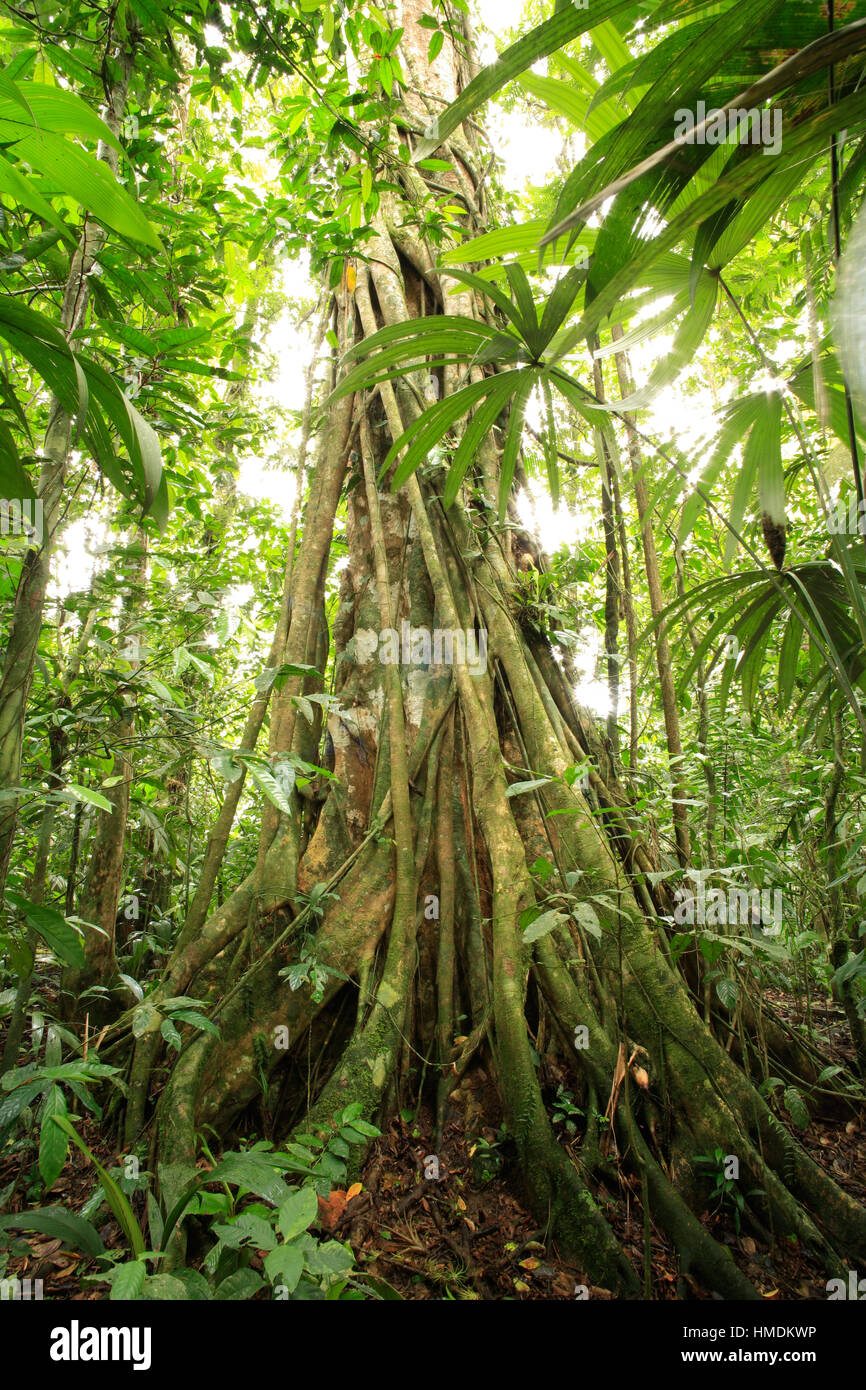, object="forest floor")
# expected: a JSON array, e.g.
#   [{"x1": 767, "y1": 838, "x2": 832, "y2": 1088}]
[
  {"x1": 339, "y1": 1043, "x2": 865, "y2": 1301},
  {"x1": 1, "y1": 994, "x2": 863, "y2": 1301}
]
